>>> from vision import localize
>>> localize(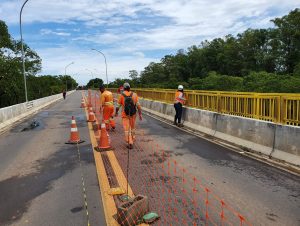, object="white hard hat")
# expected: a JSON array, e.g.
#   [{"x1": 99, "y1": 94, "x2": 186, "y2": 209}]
[
  {"x1": 178, "y1": 85, "x2": 183, "y2": 90},
  {"x1": 123, "y1": 82, "x2": 130, "y2": 89}
]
